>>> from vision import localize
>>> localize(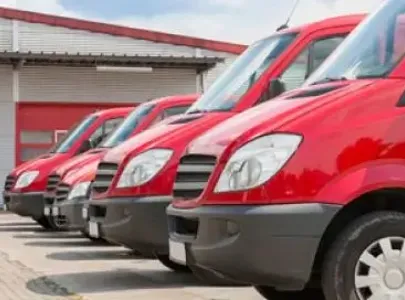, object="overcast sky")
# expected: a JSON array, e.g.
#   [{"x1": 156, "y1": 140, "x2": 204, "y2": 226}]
[{"x1": 0, "y1": 0, "x2": 384, "y2": 44}]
